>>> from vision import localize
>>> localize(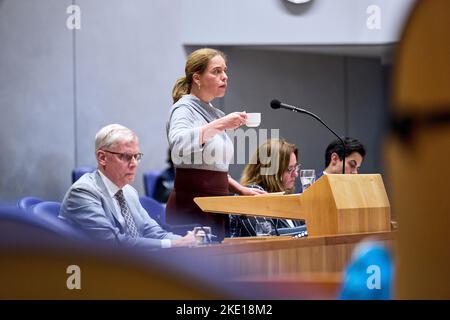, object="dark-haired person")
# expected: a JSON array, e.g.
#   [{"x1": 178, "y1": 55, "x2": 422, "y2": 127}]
[
  {"x1": 166, "y1": 48, "x2": 265, "y2": 242},
  {"x1": 323, "y1": 137, "x2": 366, "y2": 175}
]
